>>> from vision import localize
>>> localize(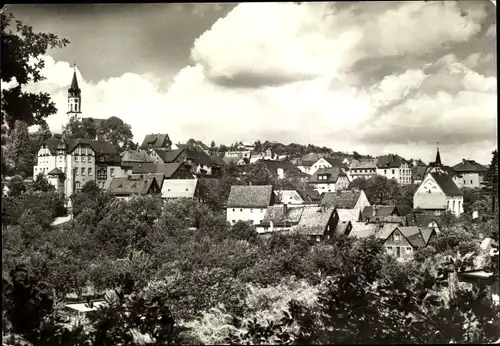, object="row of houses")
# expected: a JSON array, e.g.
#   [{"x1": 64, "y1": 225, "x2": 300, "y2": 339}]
[{"x1": 225, "y1": 185, "x2": 445, "y2": 261}]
